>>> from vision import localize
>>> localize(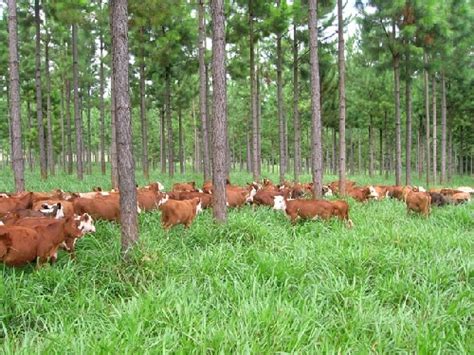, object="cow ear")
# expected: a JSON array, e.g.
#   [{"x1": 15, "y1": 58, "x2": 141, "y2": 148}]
[{"x1": 56, "y1": 202, "x2": 62, "y2": 209}]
